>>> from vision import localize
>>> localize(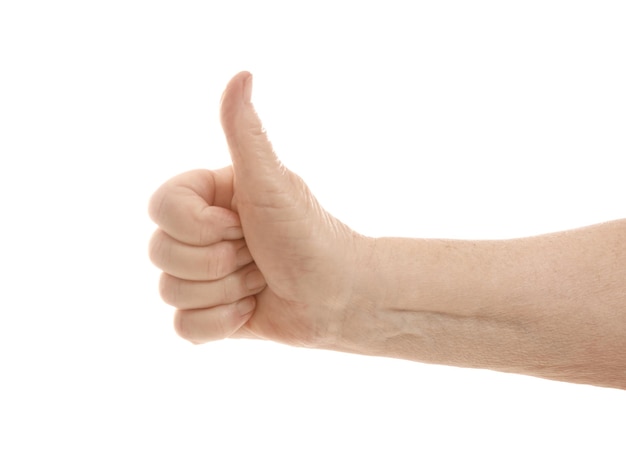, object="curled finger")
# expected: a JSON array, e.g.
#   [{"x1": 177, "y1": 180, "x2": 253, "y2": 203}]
[
  {"x1": 149, "y1": 230, "x2": 253, "y2": 281},
  {"x1": 173, "y1": 297, "x2": 256, "y2": 344},
  {"x1": 159, "y1": 264, "x2": 266, "y2": 310}
]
